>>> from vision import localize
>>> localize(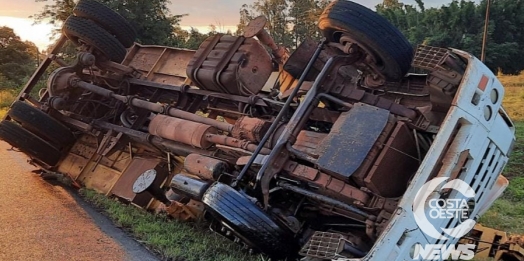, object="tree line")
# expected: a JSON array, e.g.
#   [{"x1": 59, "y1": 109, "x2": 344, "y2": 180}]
[
  {"x1": 376, "y1": 0, "x2": 524, "y2": 74},
  {"x1": 236, "y1": 0, "x2": 330, "y2": 49},
  {"x1": 237, "y1": 0, "x2": 524, "y2": 74},
  {"x1": 0, "y1": 27, "x2": 40, "y2": 89},
  {"x1": 34, "y1": 0, "x2": 524, "y2": 75},
  {"x1": 3, "y1": 0, "x2": 524, "y2": 90}
]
